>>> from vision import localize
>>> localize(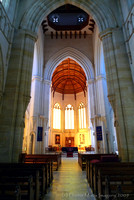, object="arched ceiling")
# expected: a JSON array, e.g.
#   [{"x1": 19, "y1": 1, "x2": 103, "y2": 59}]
[{"x1": 52, "y1": 58, "x2": 87, "y2": 95}]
